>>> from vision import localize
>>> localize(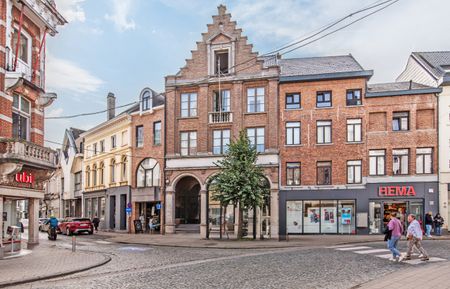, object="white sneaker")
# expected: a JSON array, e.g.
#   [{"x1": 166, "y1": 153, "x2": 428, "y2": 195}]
[
  {"x1": 388, "y1": 257, "x2": 396, "y2": 261},
  {"x1": 418, "y1": 254, "x2": 424, "y2": 258}
]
